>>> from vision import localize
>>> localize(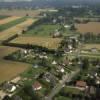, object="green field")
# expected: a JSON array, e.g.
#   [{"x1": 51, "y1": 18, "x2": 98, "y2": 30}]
[
  {"x1": 0, "y1": 17, "x2": 27, "y2": 31},
  {"x1": 0, "y1": 15, "x2": 9, "y2": 19},
  {"x1": 24, "y1": 24, "x2": 75, "y2": 37}
]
